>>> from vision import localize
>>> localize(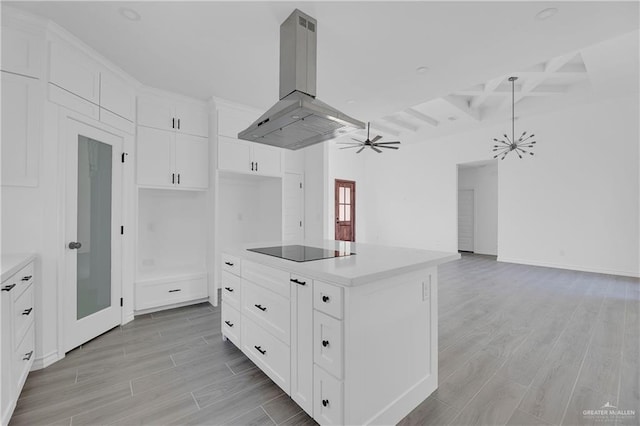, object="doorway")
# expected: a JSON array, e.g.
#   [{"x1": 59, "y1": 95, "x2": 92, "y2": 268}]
[
  {"x1": 64, "y1": 119, "x2": 123, "y2": 352},
  {"x1": 458, "y1": 189, "x2": 474, "y2": 252},
  {"x1": 335, "y1": 179, "x2": 355, "y2": 242}
]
